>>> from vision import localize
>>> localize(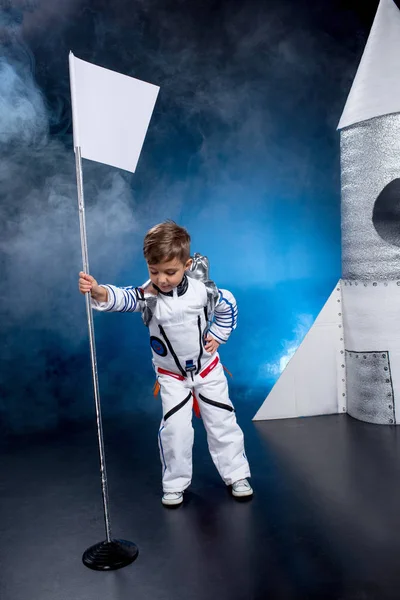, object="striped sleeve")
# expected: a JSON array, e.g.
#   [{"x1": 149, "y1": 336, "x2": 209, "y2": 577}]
[
  {"x1": 208, "y1": 288, "x2": 238, "y2": 344},
  {"x1": 91, "y1": 285, "x2": 143, "y2": 313}
]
